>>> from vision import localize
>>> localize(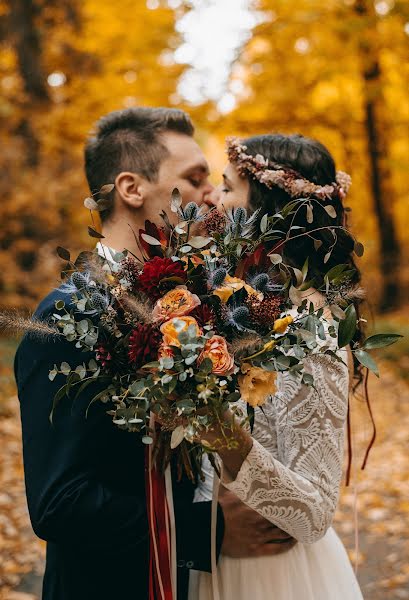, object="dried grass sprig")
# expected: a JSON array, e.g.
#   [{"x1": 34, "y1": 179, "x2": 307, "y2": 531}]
[
  {"x1": 230, "y1": 333, "x2": 263, "y2": 357},
  {"x1": 83, "y1": 253, "x2": 112, "y2": 285},
  {"x1": 120, "y1": 294, "x2": 154, "y2": 324},
  {"x1": 0, "y1": 313, "x2": 60, "y2": 339}
]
